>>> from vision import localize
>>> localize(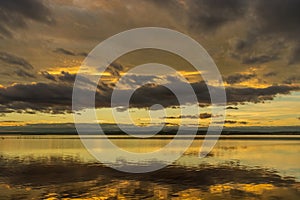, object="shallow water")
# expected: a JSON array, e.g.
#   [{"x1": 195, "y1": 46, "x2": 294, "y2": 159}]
[{"x1": 0, "y1": 135, "x2": 299, "y2": 199}]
